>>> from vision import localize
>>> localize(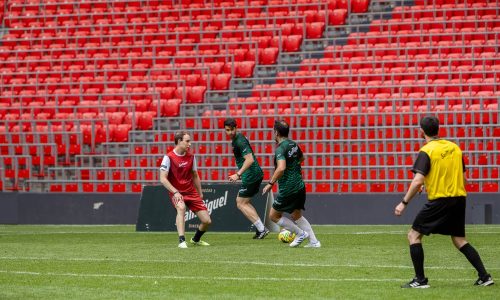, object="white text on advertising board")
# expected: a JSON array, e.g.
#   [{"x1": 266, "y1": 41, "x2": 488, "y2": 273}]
[{"x1": 185, "y1": 191, "x2": 228, "y2": 221}]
